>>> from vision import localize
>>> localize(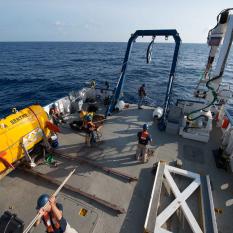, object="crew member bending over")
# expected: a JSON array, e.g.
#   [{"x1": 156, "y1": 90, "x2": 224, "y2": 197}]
[
  {"x1": 85, "y1": 115, "x2": 96, "y2": 147},
  {"x1": 136, "y1": 124, "x2": 152, "y2": 162},
  {"x1": 35, "y1": 194, "x2": 78, "y2": 233},
  {"x1": 49, "y1": 104, "x2": 65, "y2": 125}
]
